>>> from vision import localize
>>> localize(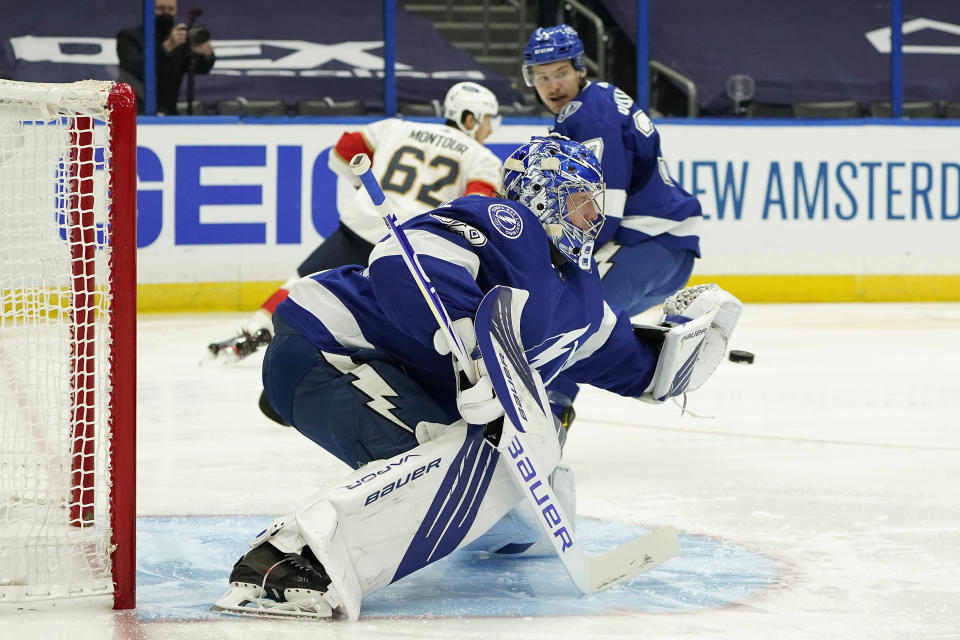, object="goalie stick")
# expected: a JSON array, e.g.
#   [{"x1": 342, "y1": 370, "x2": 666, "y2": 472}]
[
  {"x1": 349, "y1": 154, "x2": 478, "y2": 385},
  {"x1": 349, "y1": 153, "x2": 679, "y2": 593}
]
